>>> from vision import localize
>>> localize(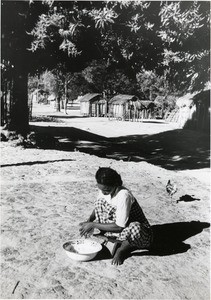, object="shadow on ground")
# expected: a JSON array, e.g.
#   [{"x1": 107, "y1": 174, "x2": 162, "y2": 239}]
[
  {"x1": 1, "y1": 159, "x2": 75, "y2": 168},
  {"x1": 28, "y1": 125, "x2": 210, "y2": 171},
  {"x1": 131, "y1": 221, "x2": 210, "y2": 257},
  {"x1": 31, "y1": 115, "x2": 86, "y2": 122},
  {"x1": 92, "y1": 221, "x2": 210, "y2": 262},
  {"x1": 176, "y1": 194, "x2": 201, "y2": 203}
]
